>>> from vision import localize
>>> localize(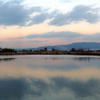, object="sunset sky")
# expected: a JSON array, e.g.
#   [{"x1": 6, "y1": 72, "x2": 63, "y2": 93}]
[{"x1": 0, "y1": 0, "x2": 100, "y2": 48}]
